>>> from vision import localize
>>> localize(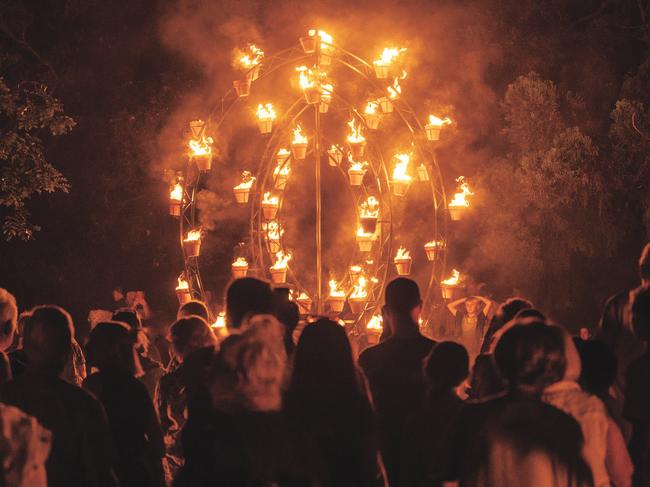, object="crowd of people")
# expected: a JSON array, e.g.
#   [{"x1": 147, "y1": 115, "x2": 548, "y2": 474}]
[{"x1": 0, "y1": 245, "x2": 648, "y2": 487}]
